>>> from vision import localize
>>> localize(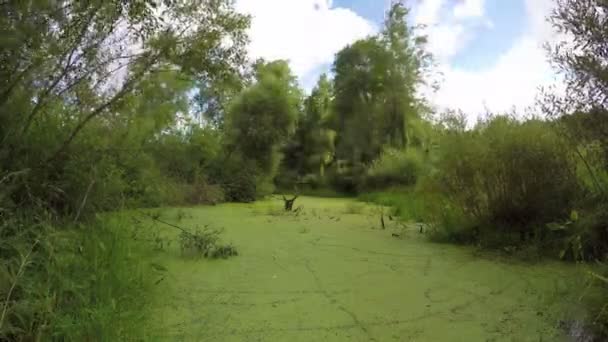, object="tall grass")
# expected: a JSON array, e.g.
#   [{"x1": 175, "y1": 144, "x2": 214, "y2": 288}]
[{"x1": 0, "y1": 213, "x2": 150, "y2": 340}]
